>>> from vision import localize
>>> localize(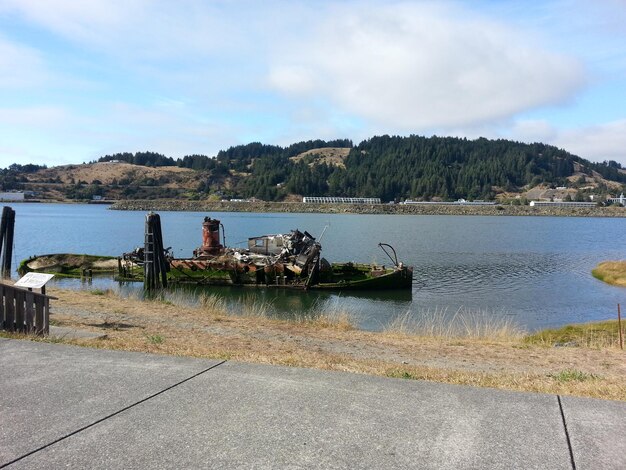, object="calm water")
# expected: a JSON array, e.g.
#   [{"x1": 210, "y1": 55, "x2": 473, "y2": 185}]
[{"x1": 10, "y1": 203, "x2": 626, "y2": 331}]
